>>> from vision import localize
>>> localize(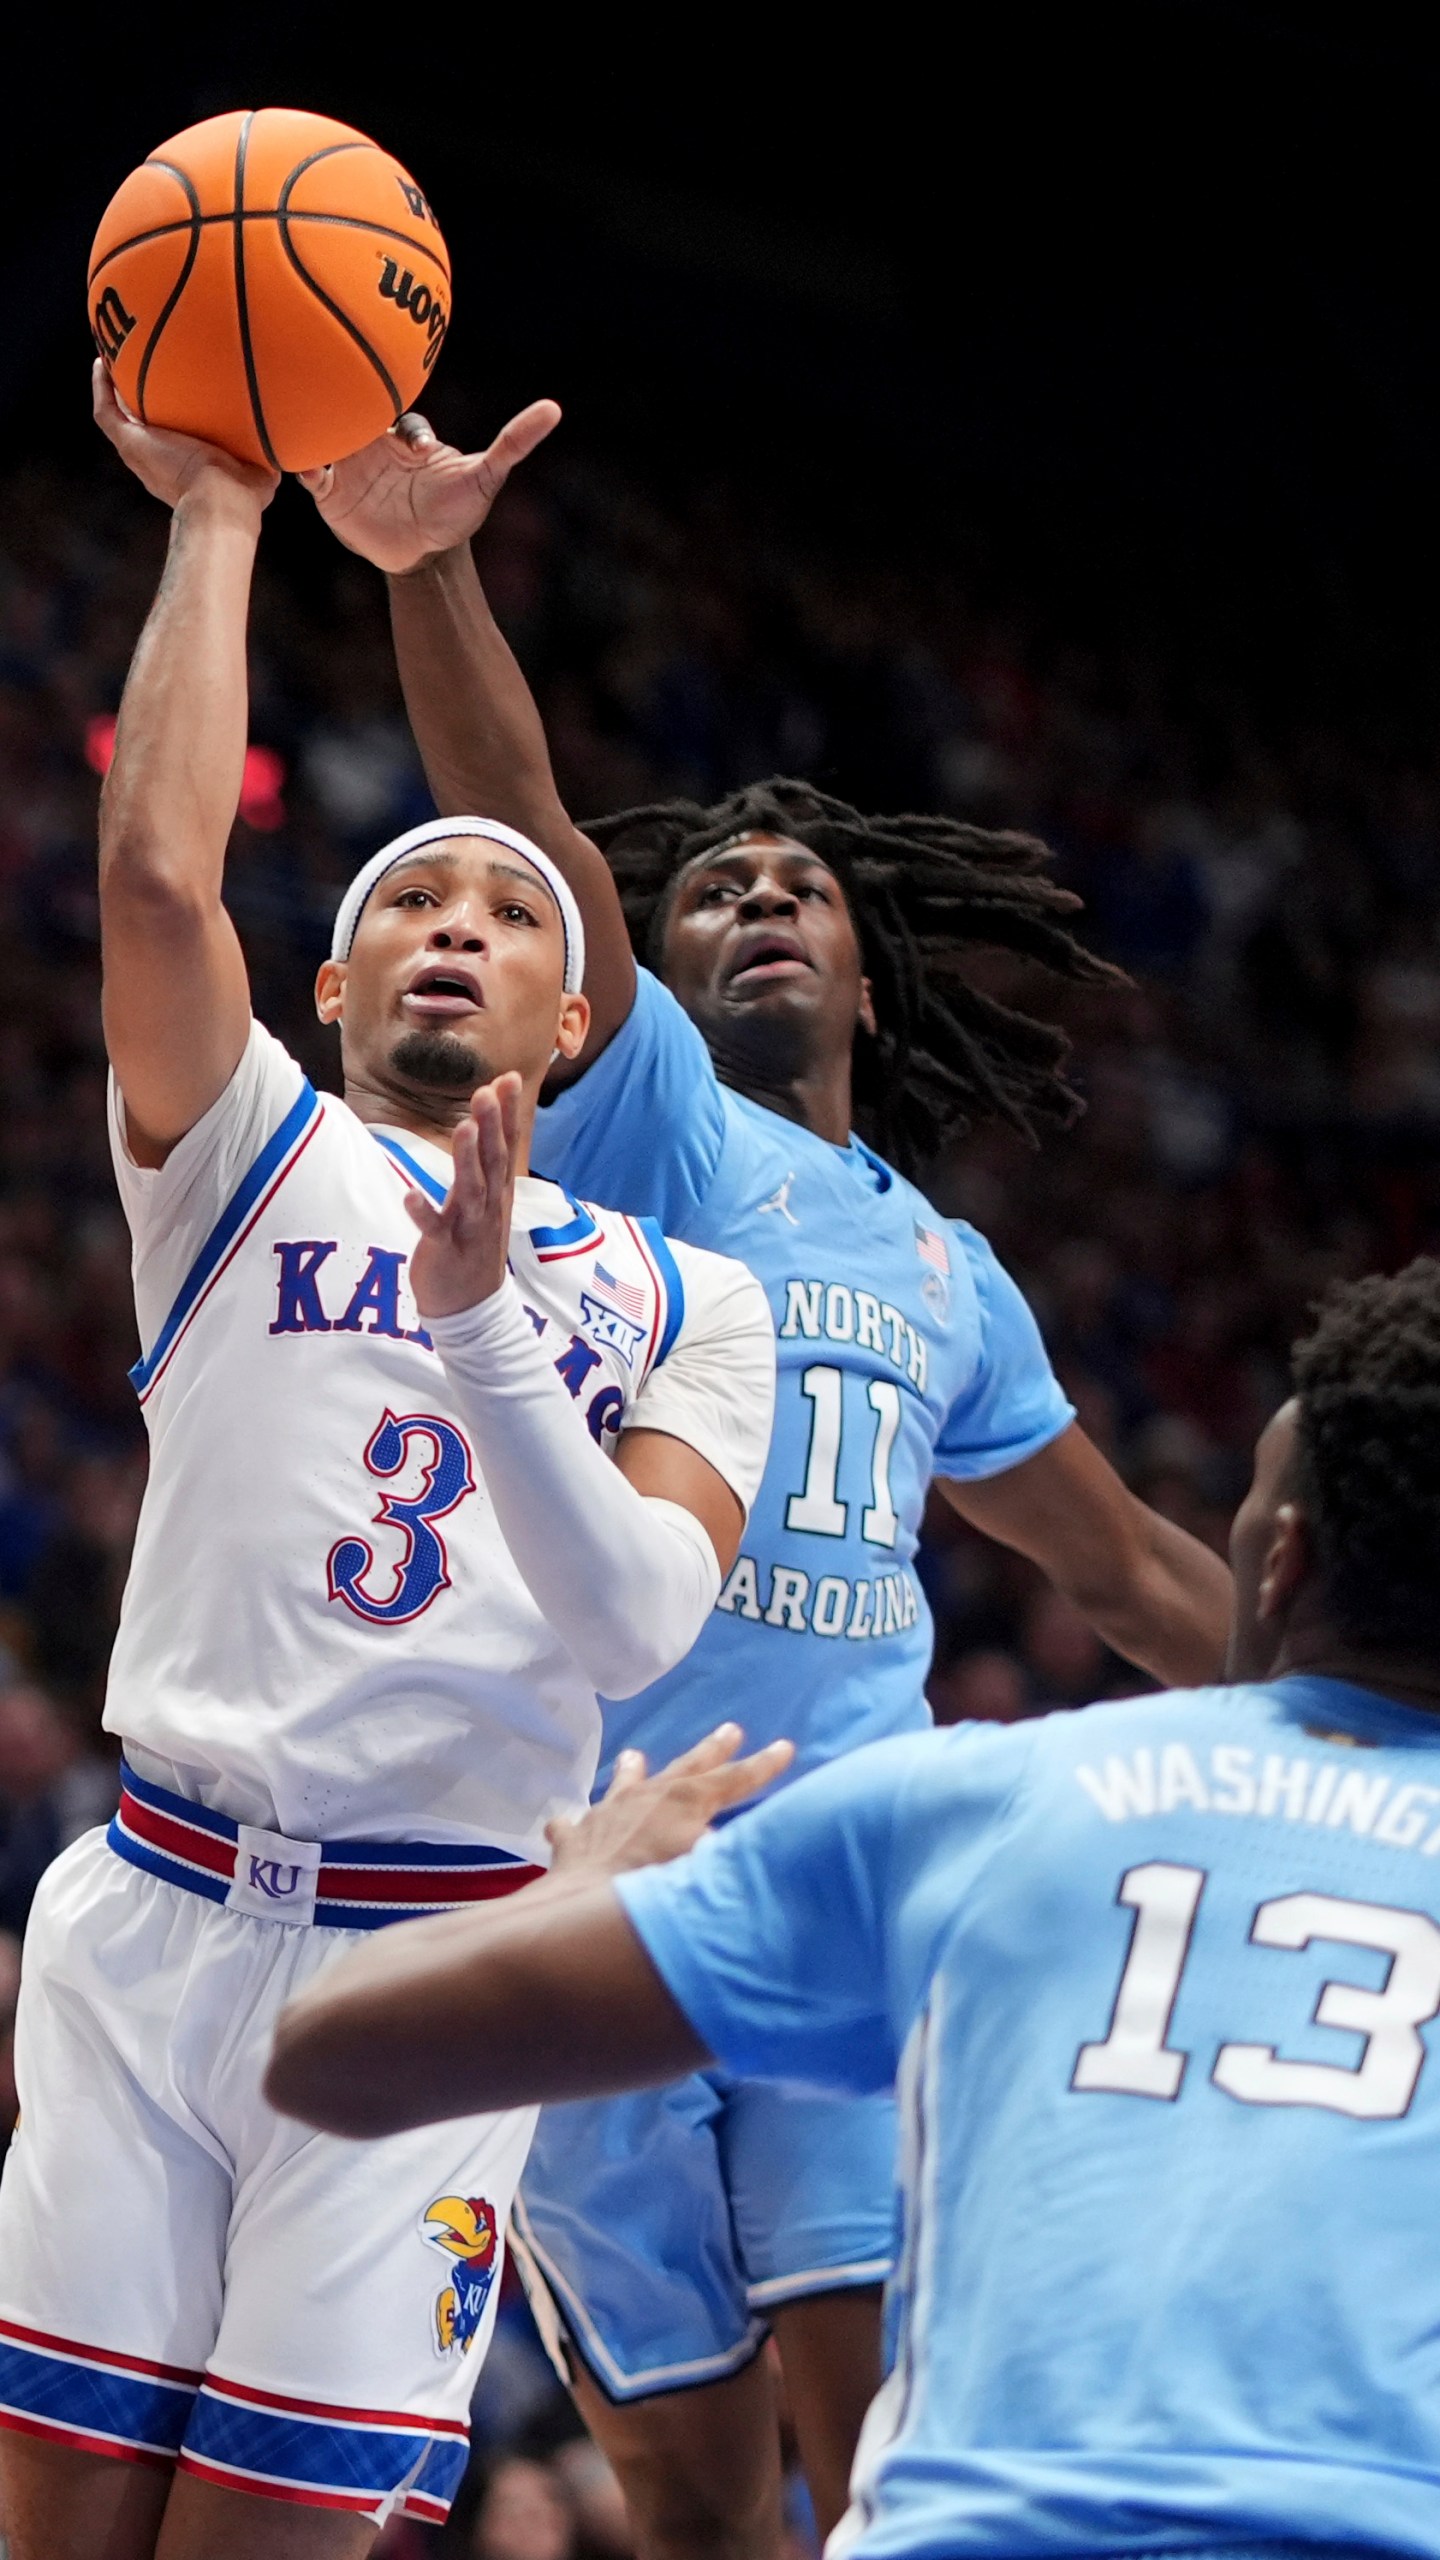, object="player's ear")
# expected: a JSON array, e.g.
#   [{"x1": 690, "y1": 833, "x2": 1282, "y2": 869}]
[
  {"x1": 315, "y1": 959, "x2": 346, "y2": 1025},
  {"x1": 858, "y1": 976, "x2": 877, "y2": 1039},
  {"x1": 1256, "y1": 1500, "x2": 1310, "y2": 1622},
  {"x1": 554, "y1": 991, "x2": 590, "y2": 1062}
]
